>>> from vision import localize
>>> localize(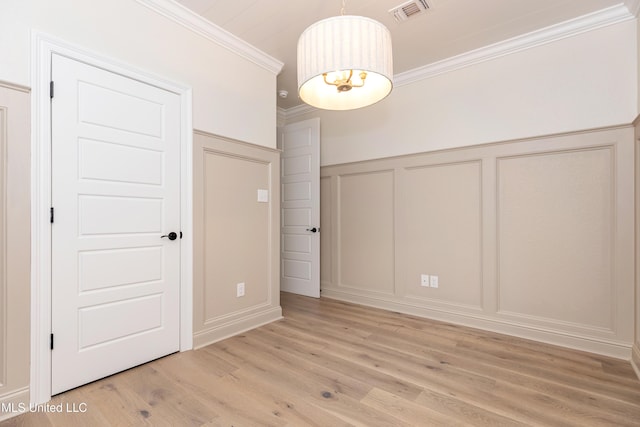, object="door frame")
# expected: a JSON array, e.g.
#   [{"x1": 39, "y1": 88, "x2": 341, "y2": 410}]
[{"x1": 30, "y1": 32, "x2": 193, "y2": 405}]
